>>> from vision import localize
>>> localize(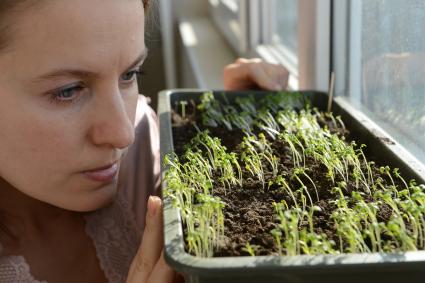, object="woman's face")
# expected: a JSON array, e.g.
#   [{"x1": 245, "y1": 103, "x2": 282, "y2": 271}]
[{"x1": 0, "y1": 0, "x2": 146, "y2": 211}]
